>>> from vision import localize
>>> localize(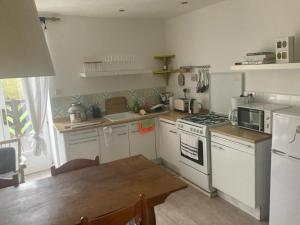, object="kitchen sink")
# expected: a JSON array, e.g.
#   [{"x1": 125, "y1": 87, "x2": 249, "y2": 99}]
[{"x1": 104, "y1": 111, "x2": 141, "y2": 122}]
